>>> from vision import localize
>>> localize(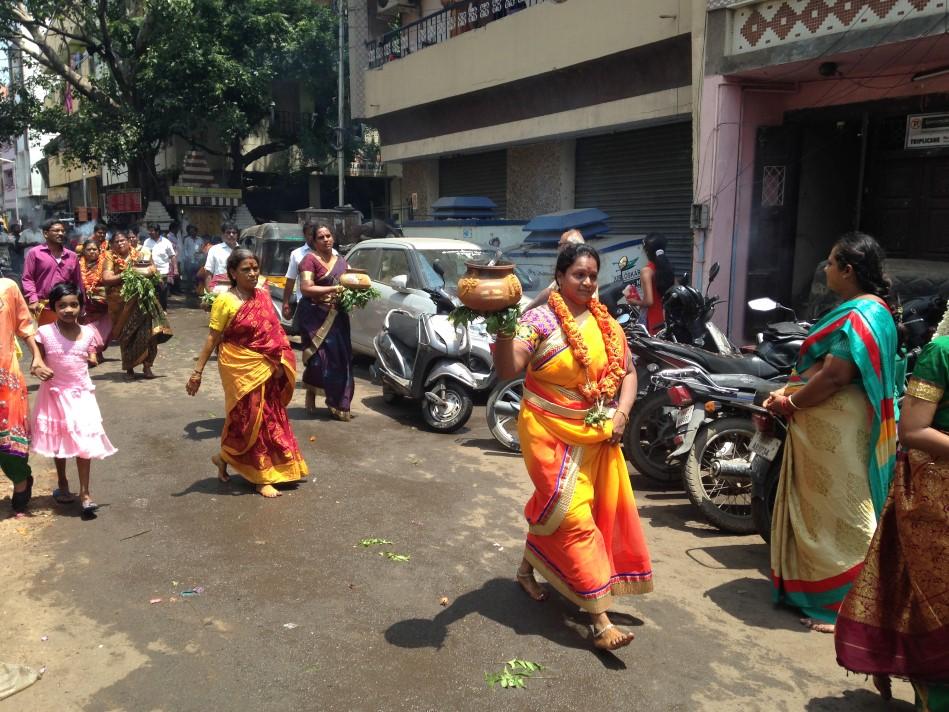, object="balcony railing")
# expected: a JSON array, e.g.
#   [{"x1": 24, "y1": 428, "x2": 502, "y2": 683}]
[{"x1": 367, "y1": 0, "x2": 547, "y2": 70}]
